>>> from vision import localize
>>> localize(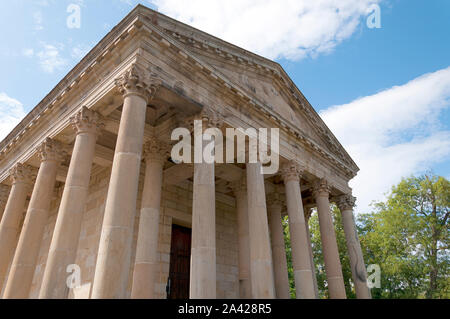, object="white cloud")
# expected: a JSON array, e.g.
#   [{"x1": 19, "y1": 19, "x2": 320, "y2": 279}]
[
  {"x1": 21, "y1": 48, "x2": 34, "y2": 57},
  {"x1": 0, "y1": 93, "x2": 26, "y2": 141},
  {"x1": 320, "y1": 67, "x2": 450, "y2": 214},
  {"x1": 36, "y1": 42, "x2": 67, "y2": 73},
  {"x1": 150, "y1": 0, "x2": 380, "y2": 60}
]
